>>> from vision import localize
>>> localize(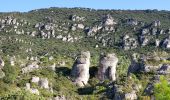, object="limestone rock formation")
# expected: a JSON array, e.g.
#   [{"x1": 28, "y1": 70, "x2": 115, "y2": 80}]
[
  {"x1": 97, "y1": 53, "x2": 118, "y2": 81},
  {"x1": 71, "y1": 51, "x2": 90, "y2": 87},
  {"x1": 103, "y1": 14, "x2": 117, "y2": 26},
  {"x1": 122, "y1": 35, "x2": 138, "y2": 50},
  {"x1": 162, "y1": 36, "x2": 170, "y2": 48}
]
